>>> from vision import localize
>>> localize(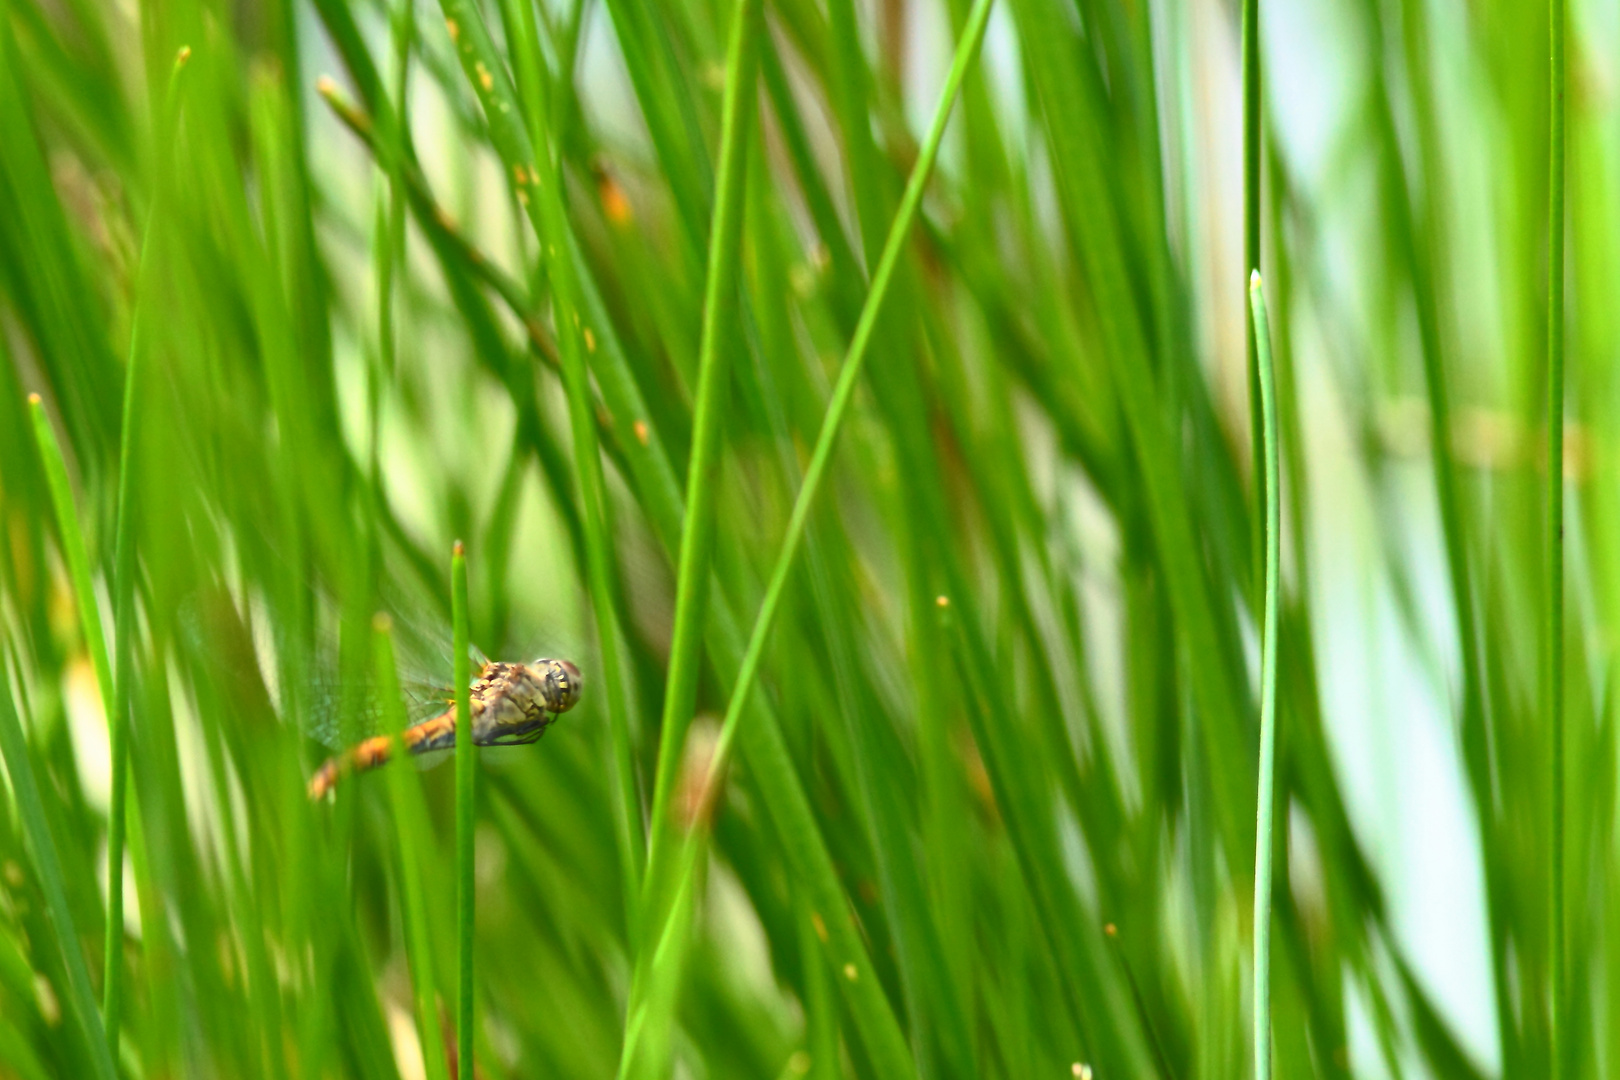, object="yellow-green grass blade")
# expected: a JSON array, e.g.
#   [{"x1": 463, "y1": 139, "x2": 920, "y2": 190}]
[
  {"x1": 0, "y1": 662, "x2": 117, "y2": 1080},
  {"x1": 376, "y1": 614, "x2": 452, "y2": 1080}
]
